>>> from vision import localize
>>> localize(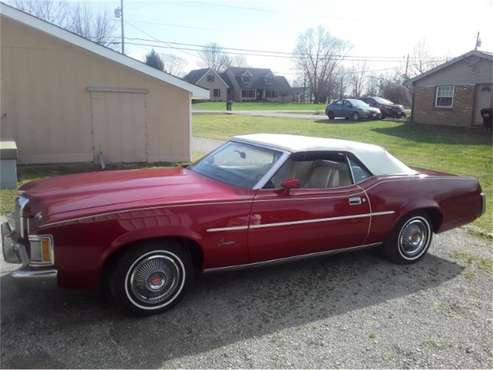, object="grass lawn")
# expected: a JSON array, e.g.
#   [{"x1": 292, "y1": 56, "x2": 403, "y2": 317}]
[
  {"x1": 192, "y1": 101, "x2": 326, "y2": 111},
  {"x1": 193, "y1": 114, "x2": 493, "y2": 236}
]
